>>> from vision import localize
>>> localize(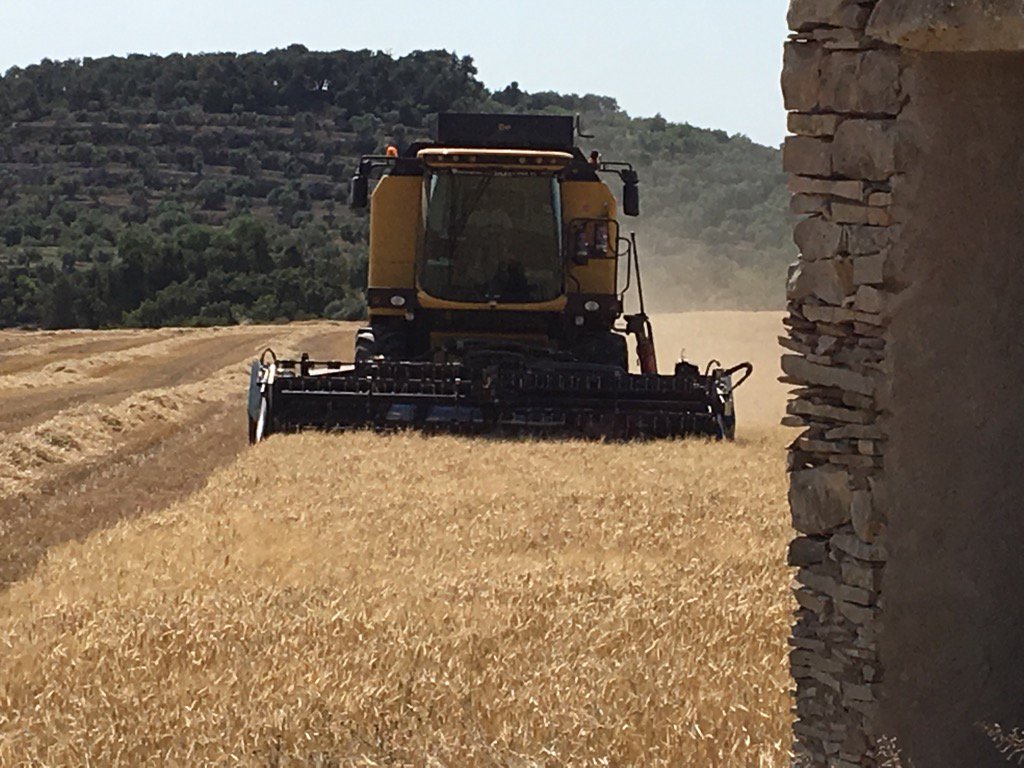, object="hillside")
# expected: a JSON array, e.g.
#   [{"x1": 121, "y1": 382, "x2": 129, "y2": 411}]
[{"x1": 0, "y1": 48, "x2": 791, "y2": 329}]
